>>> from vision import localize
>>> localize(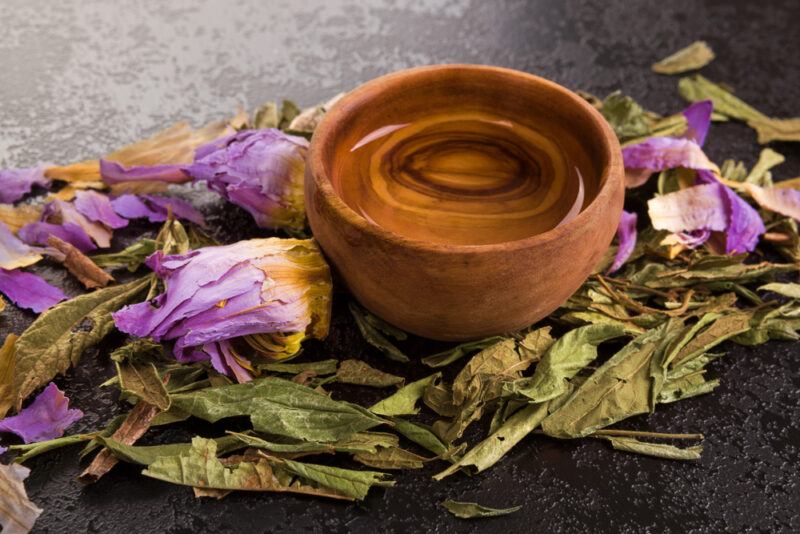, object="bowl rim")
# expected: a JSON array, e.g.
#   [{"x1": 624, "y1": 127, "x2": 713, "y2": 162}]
[{"x1": 307, "y1": 63, "x2": 623, "y2": 254}]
